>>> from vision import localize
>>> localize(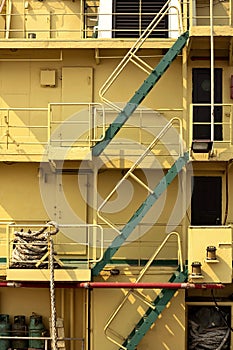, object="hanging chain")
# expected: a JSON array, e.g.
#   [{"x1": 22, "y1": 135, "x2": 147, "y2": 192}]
[{"x1": 49, "y1": 236, "x2": 58, "y2": 350}]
